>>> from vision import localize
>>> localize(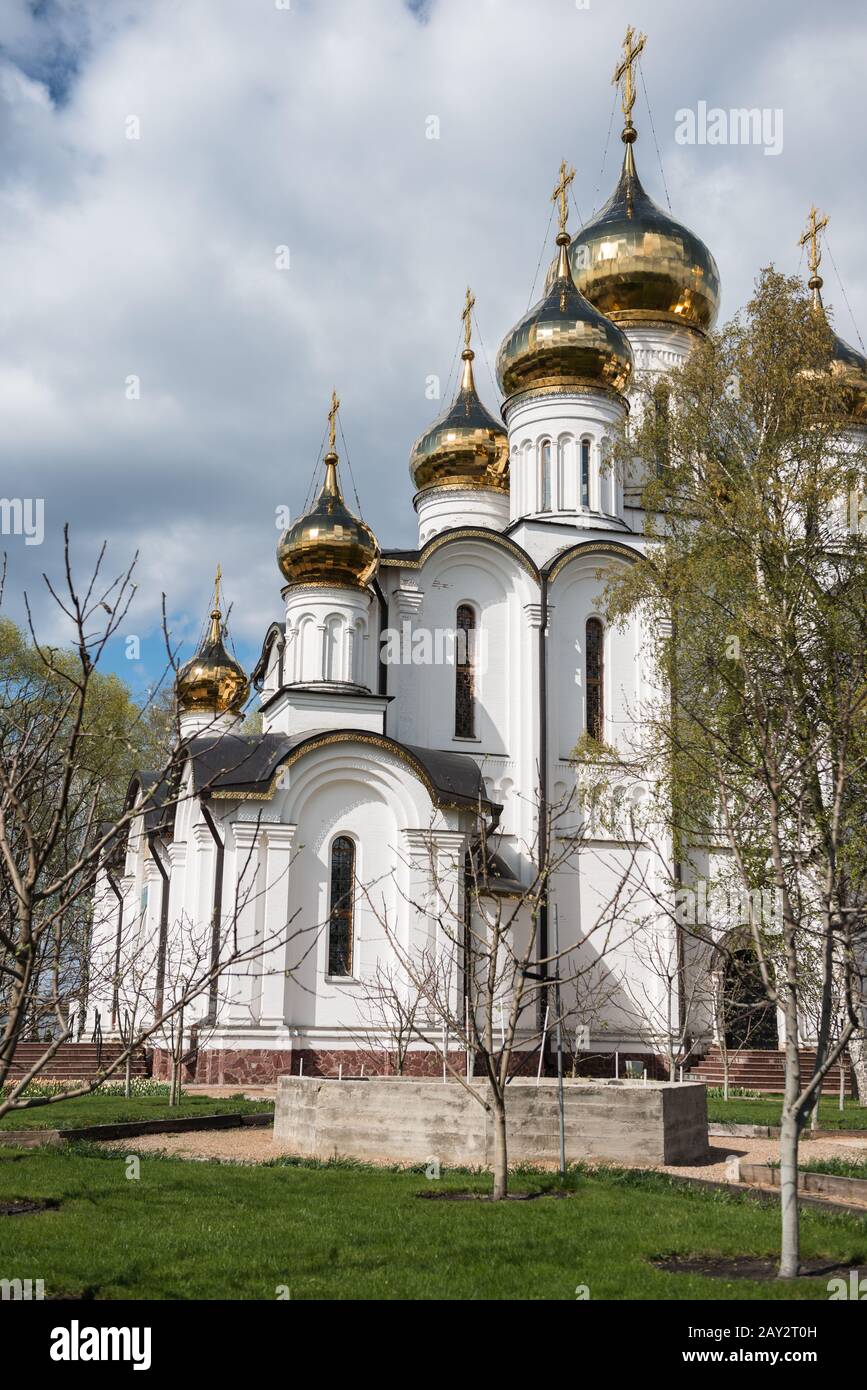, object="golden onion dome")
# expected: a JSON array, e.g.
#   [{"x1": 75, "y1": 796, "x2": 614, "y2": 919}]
[
  {"x1": 798, "y1": 210, "x2": 867, "y2": 426},
  {"x1": 808, "y1": 284, "x2": 867, "y2": 427},
  {"x1": 176, "y1": 582, "x2": 249, "y2": 715},
  {"x1": 828, "y1": 329, "x2": 867, "y2": 424},
  {"x1": 560, "y1": 136, "x2": 721, "y2": 333},
  {"x1": 277, "y1": 448, "x2": 379, "y2": 590},
  {"x1": 497, "y1": 225, "x2": 633, "y2": 402},
  {"x1": 410, "y1": 292, "x2": 508, "y2": 493}
]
